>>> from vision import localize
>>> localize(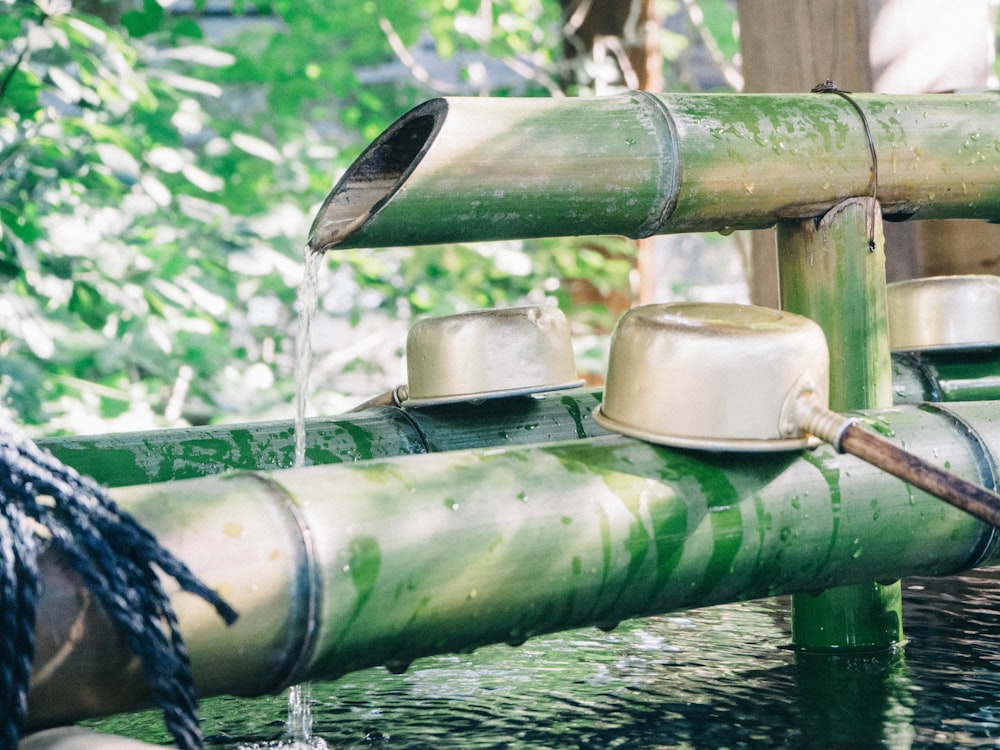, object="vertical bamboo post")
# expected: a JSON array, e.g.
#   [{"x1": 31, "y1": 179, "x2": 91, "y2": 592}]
[{"x1": 777, "y1": 197, "x2": 903, "y2": 650}]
